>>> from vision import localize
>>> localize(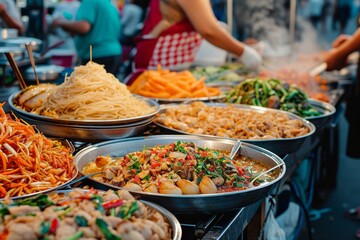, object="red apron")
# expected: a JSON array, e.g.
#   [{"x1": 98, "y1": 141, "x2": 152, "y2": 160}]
[{"x1": 133, "y1": 0, "x2": 202, "y2": 71}]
